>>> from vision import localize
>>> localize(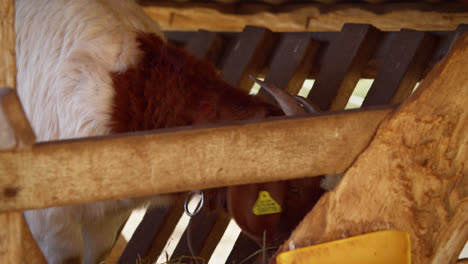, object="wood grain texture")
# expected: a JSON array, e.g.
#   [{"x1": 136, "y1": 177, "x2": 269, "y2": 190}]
[
  {"x1": 0, "y1": 0, "x2": 16, "y2": 89},
  {"x1": 0, "y1": 212, "x2": 46, "y2": 264},
  {"x1": 142, "y1": 3, "x2": 468, "y2": 32},
  {"x1": 0, "y1": 107, "x2": 393, "y2": 212},
  {"x1": 276, "y1": 33, "x2": 468, "y2": 264},
  {"x1": 0, "y1": 1, "x2": 45, "y2": 263}
]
